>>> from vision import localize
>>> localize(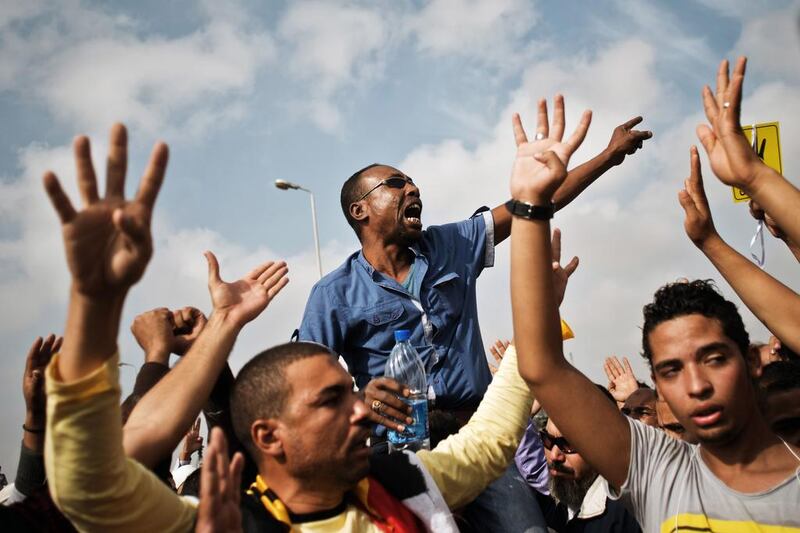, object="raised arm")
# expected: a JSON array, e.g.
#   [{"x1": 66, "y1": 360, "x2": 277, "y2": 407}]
[
  {"x1": 43, "y1": 123, "x2": 197, "y2": 532},
  {"x1": 508, "y1": 97, "x2": 631, "y2": 490},
  {"x1": 678, "y1": 145, "x2": 800, "y2": 354},
  {"x1": 697, "y1": 57, "x2": 800, "y2": 247},
  {"x1": 492, "y1": 99, "x2": 652, "y2": 244},
  {"x1": 123, "y1": 252, "x2": 288, "y2": 468}
]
